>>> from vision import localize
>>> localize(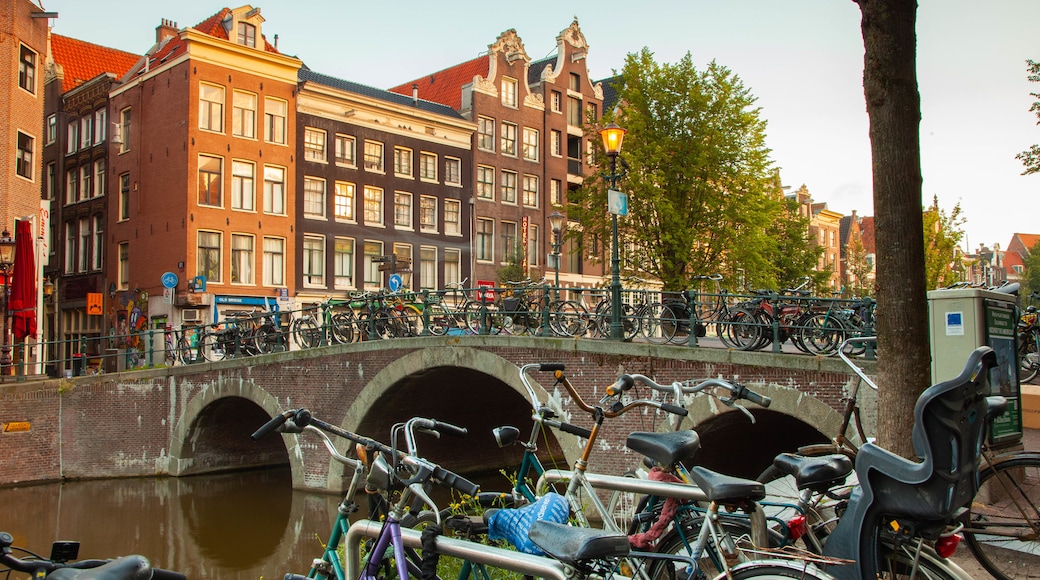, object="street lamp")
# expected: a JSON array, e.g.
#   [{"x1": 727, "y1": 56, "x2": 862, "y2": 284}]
[
  {"x1": 548, "y1": 210, "x2": 565, "y2": 298},
  {"x1": 0, "y1": 229, "x2": 16, "y2": 377},
  {"x1": 599, "y1": 122, "x2": 627, "y2": 340}
]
